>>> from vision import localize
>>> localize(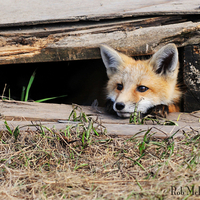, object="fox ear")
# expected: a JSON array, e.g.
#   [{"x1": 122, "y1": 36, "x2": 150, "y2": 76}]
[
  {"x1": 100, "y1": 44, "x2": 123, "y2": 77},
  {"x1": 150, "y1": 43, "x2": 179, "y2": 76}
]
